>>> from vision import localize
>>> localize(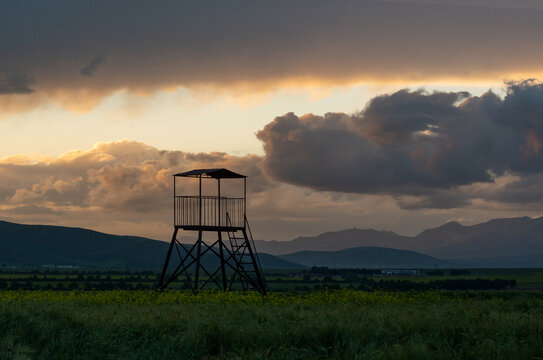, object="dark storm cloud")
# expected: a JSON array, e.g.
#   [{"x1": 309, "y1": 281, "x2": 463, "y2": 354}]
[
  {"x1": 1, "y1": 0, "x2": 543, "y2": 107},
  {"x1": 0, "y1": 73, "x2": 35, "y2": 94},
  {"x1": 80, "y1": 52, "x2": 105, "y2": 78},
  {"x1": 257, "y1": 81, "x2": 543, "y2": 207},
  {"x1": 359, "y1": 90, "x2": 471, "y2": 144}
]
